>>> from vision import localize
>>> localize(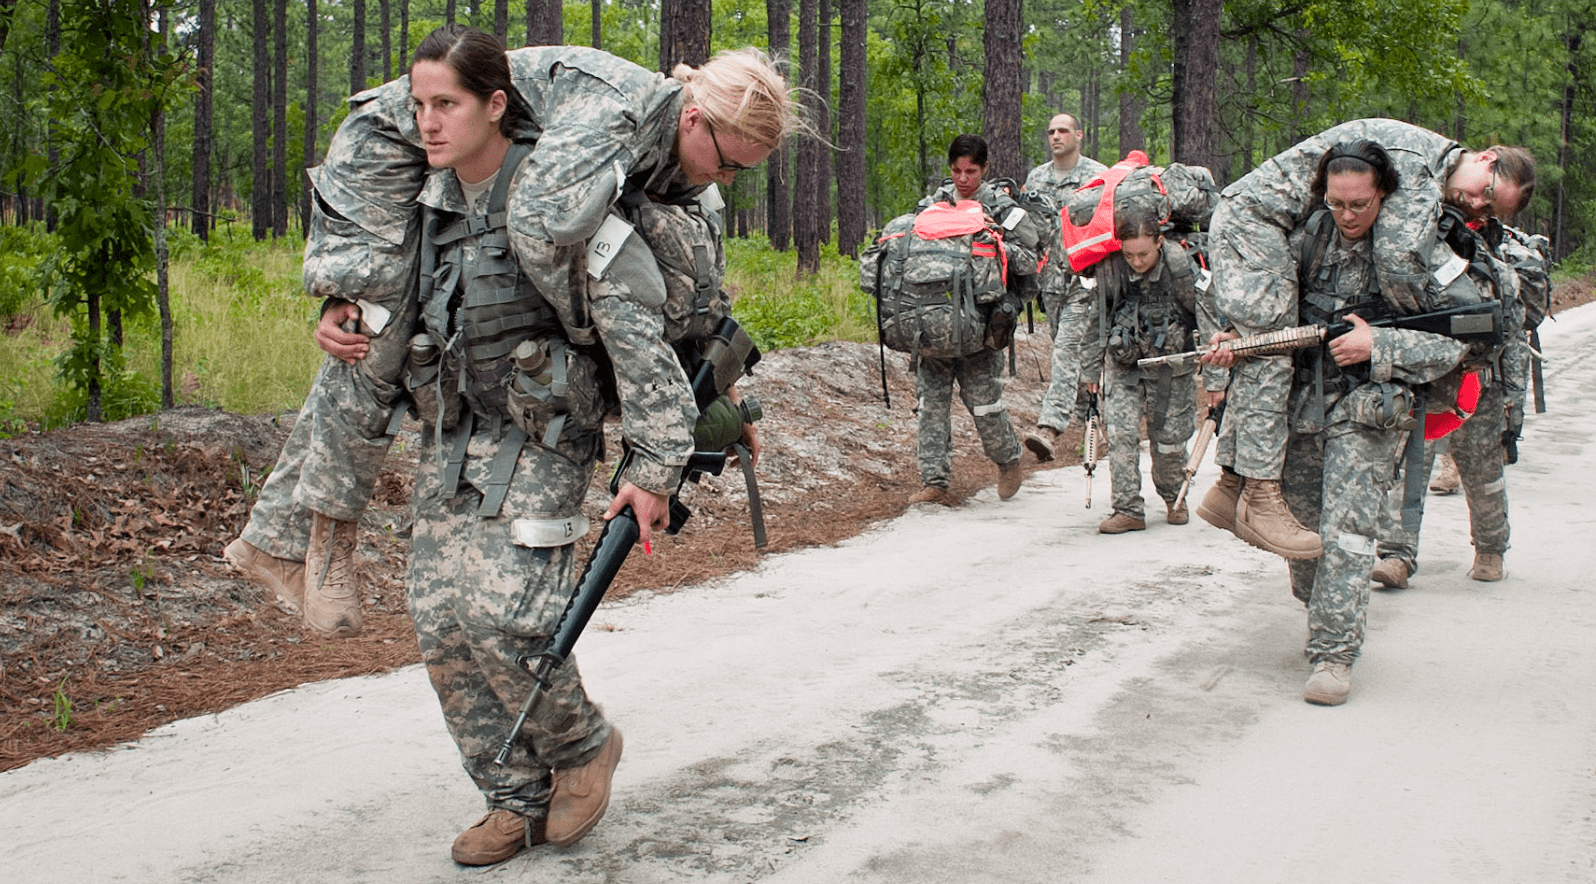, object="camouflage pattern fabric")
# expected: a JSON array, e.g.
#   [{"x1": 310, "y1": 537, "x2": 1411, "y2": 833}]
[
  {"x1": 1211, "y1": 119, "x2": 1465, "y2": 480},
  {"x1": 1274, "y1": 232, "x2": 1470, "y2": 665},
  {"x1": 407, "y1": 424, "x2": 612, "y2": 818},
  {"x1": 1025, "y1": 157, "x2": 1108, "y2": 434},
  {"x1": 914, "y1": 348, "x2": 1021, "y2": 489},
  {"x1": 1102, "y1": 355, "x2": 1196, "y2": 520}
]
